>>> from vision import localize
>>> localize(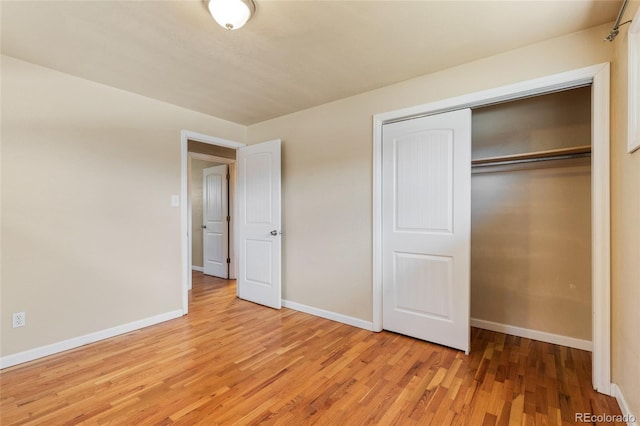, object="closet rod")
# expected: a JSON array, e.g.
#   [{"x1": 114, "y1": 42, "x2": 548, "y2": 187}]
[{"x1": 472, "y1": 145, "x2": 591, "y2": 167}]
